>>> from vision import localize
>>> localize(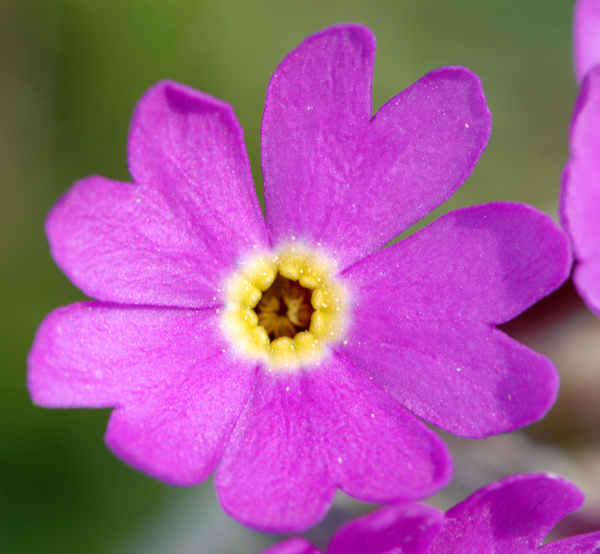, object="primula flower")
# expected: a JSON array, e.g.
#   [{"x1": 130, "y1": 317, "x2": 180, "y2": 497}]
[
  {"x1": 562, "y1": 0, "x2": 600, "y2": 316},
  {"x1": 29, "y1": 24, "x2": 570, "y2": 531},
  {"x1": 262, "y1": 474, "x2": 600, "y2": 554}
]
